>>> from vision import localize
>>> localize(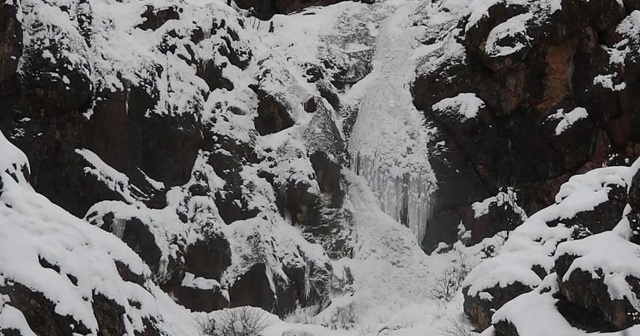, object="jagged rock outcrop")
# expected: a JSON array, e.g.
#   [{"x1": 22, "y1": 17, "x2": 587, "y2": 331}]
[
  {"x1": 463, "y1": 161, "x2": 640, "y2": 335},
  {"x1": 233, "y1": 0, "x2": 375, "y2": 20},
  {"x1": 413, "y1": 0, "x2": 640, "y2": 252},
  {"x1": 0, "y1": 0, "x2": 353, "y2": 322},
  {"x1": 0, "y1": 147, "x2": 201, "y2": 335}
]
